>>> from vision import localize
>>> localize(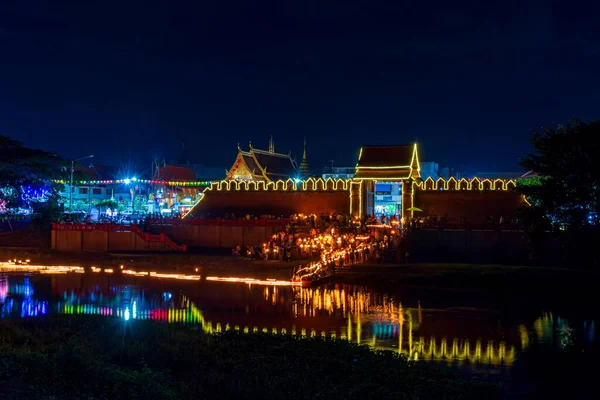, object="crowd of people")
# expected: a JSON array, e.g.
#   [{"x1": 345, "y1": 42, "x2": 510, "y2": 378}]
[
  {"x1": 226, "y1": 212, "x2": 415, "y2": 283},
  {"x1": 401, "y1": 214, "x2": 522, "y2": 231},
  {"x1": 291, "y1": 232, "x2": 371, "y2": 283}
]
